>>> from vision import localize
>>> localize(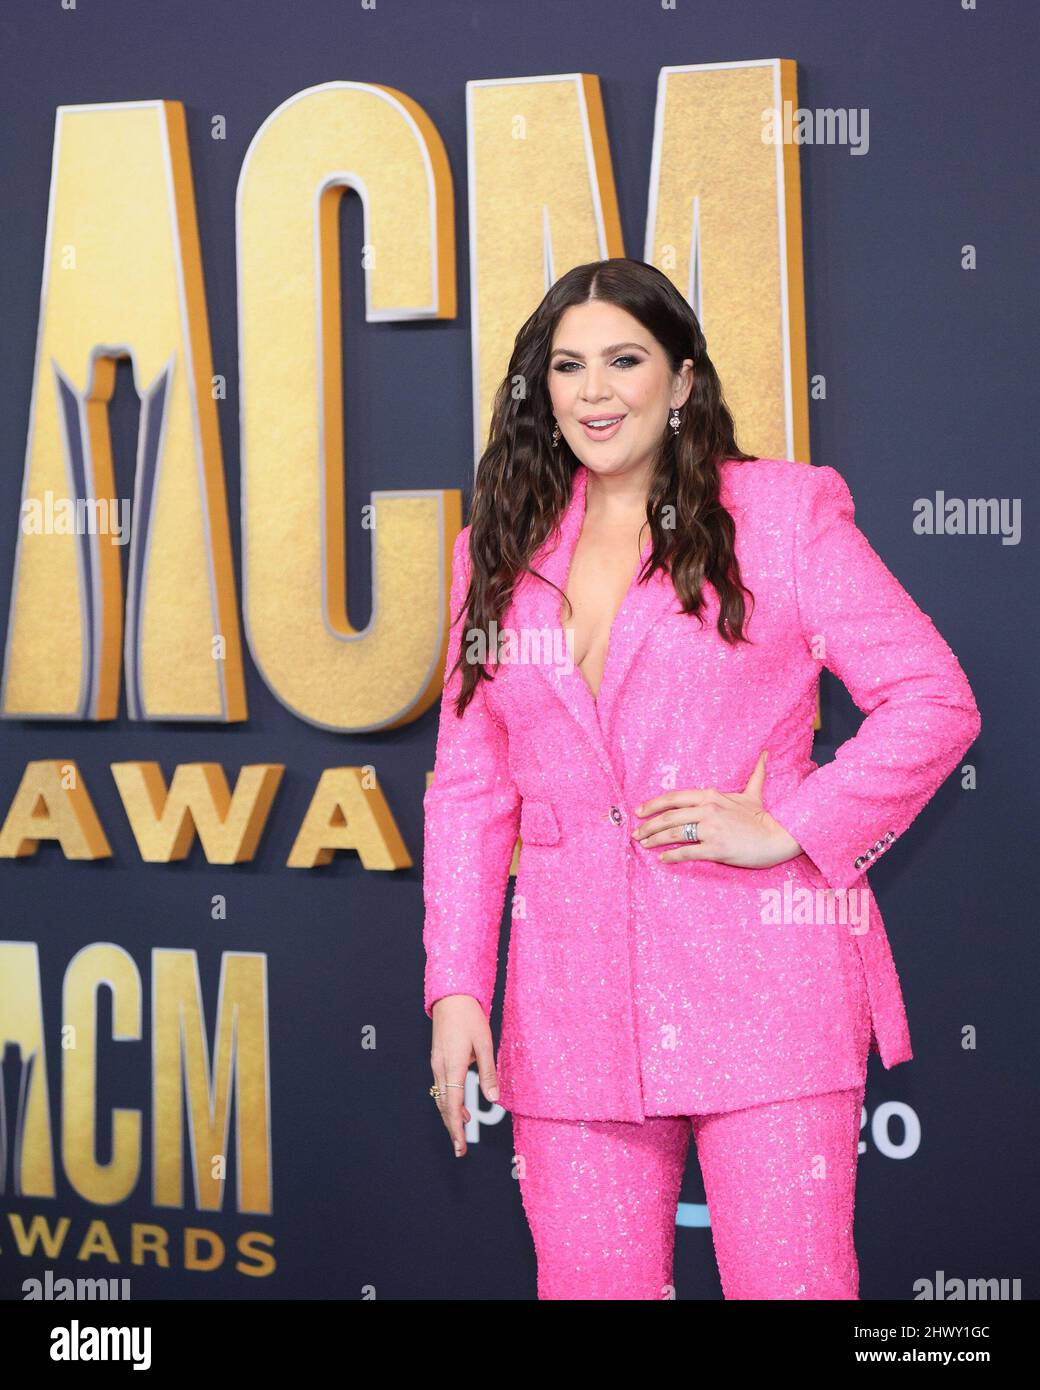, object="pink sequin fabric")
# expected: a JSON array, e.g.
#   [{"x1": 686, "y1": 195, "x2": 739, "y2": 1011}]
[
  {"x1": 512, "y1": 1083, "x2": 865, "y2": 1300},
  {"x1": 422, "y1": 459, "x2": 982, "y2": 1121}
]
